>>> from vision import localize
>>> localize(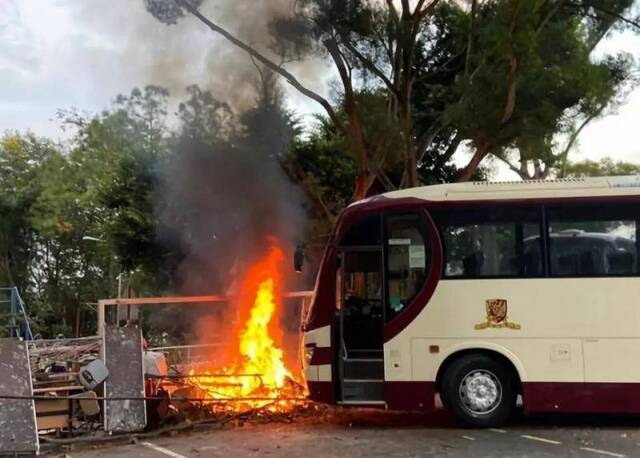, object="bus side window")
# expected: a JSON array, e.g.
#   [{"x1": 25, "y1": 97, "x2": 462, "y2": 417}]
[
  {"x1": 435, "y1": 206, "x2": 543, "y2": 278},
  {"x1": 385, "y1": 214, "x2": 428, "y2": 321},
  {"x1": 546, "y1": 204, "x2": 639, "y2": 277}
]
